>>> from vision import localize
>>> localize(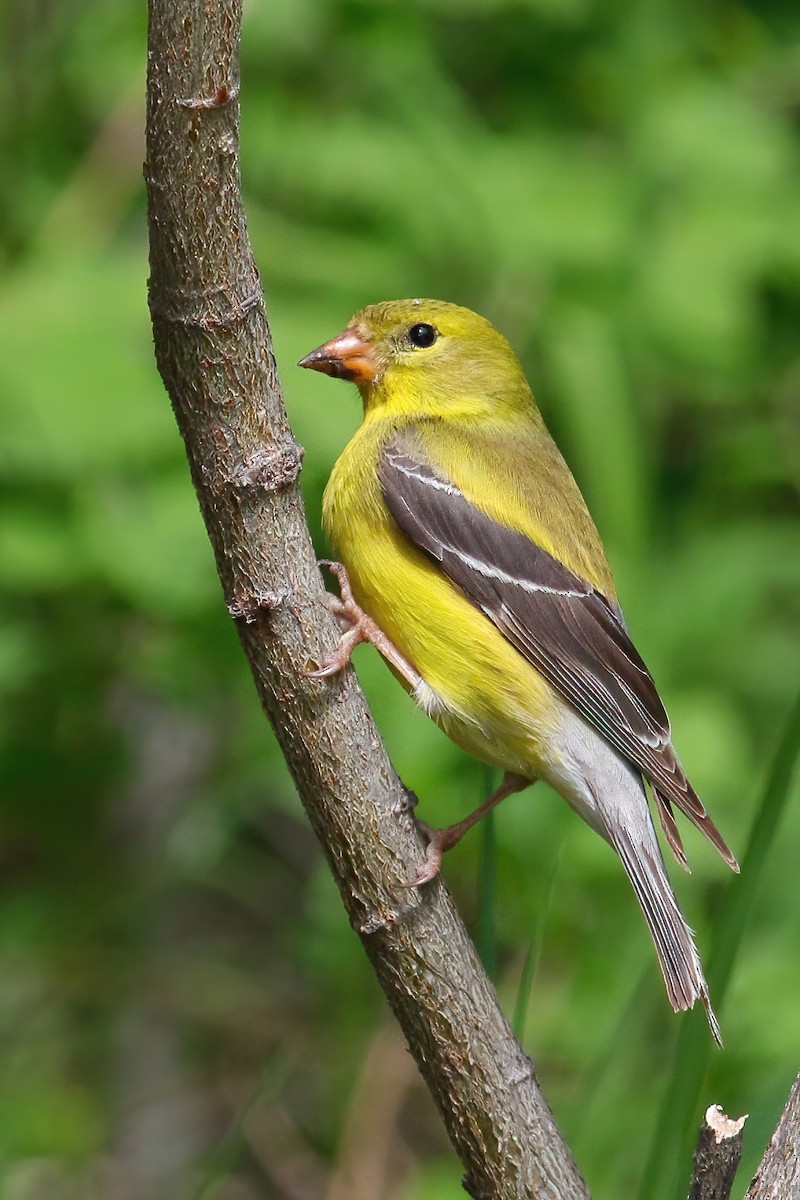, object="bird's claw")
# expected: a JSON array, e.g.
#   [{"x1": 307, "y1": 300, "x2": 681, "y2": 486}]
[
  {"x1": 304, "y1": 659, "x2": 344, "y2": 679},
  {"x1": 403, "y1": 820, "x2": 448, "y2": 888},
  {"x1": 306, "y1": 561, "x2": 422, "y2": 689}
]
